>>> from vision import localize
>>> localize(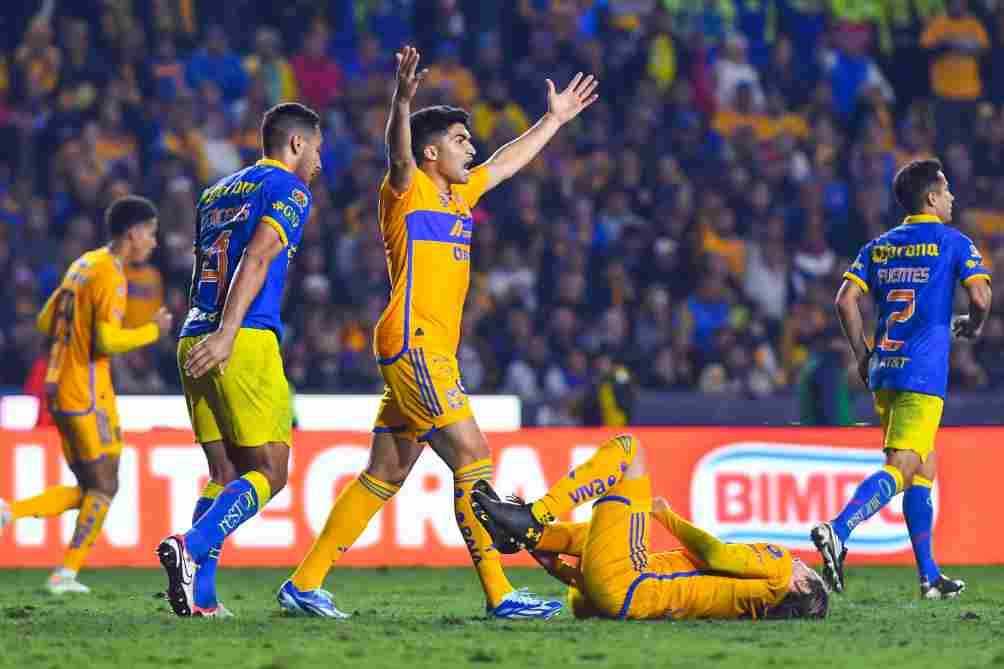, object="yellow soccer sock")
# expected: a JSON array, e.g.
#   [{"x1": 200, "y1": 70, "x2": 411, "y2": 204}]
[
  {"x1": 10, "y1": 485, "x2": 82, "y2": 519},
  {"x1": 62, "y1": 491, "x2": 112, "y2": 573},
  {"x1": 653, "y1": 505, "x2": 769, "y2": 578},
  {"x1": 537, "y1": 522, "x2": 590, "y2": 556},
  {"x1": 455, "y1": 459, "x2": 513, "y2": 608},
  {"x1": 530, "y1": 434, "x2": 638, "y2": 524},
  {"x1": 291, "y1": 472, "x2": 399, "y2": 591}
]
